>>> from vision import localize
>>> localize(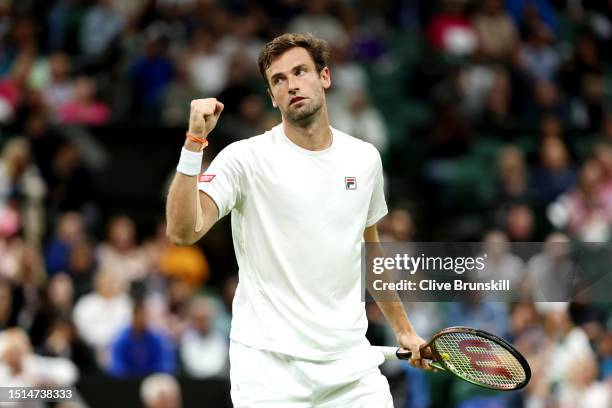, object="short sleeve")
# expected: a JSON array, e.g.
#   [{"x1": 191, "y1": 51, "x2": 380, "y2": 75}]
[
  {"x1": 366, "y1": 149, "x2": 388, "y2": 227},
  {"x1": 198, "y1": 142, "x2": 246, "y2": 220}
]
